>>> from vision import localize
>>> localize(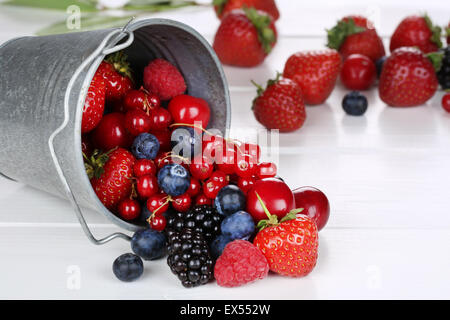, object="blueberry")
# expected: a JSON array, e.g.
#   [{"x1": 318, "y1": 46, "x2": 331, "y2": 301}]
[
  {"x1": 131, "y1": 229, "x2": 166, "y2": 261},
  {"x1": 112, "y1": 253, "x2": 144, "y2": 282},
  {"x1": 342, "y1": 91, "x2": 368, "y2": 116},
  {"x1": 131, "y1": 133, "x2": 160, "y2": 160},
  {"x1": 375, "y1": 56, "x2": 387, "y2": 78},
  {"x1": 221, "y1": 211, "x2": 255, "y2": 240},
  {"x1": 214, "y1": 185, "x2": 246, "y2": 216},
  {"x1": 210, "y1": 234, "x2": 233, "y2": 260},
  {"x1": 171, "y1": 127, "x2": 202, "y2": 160},
  {"x1": 157, "y1": 163, "x2": 190, "y2": 196}
]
